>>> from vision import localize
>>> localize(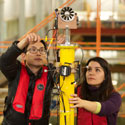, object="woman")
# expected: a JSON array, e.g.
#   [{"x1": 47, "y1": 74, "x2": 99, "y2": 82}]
[{"x1": 69, "y1": 57, "x2": 121, "y2": 125}]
